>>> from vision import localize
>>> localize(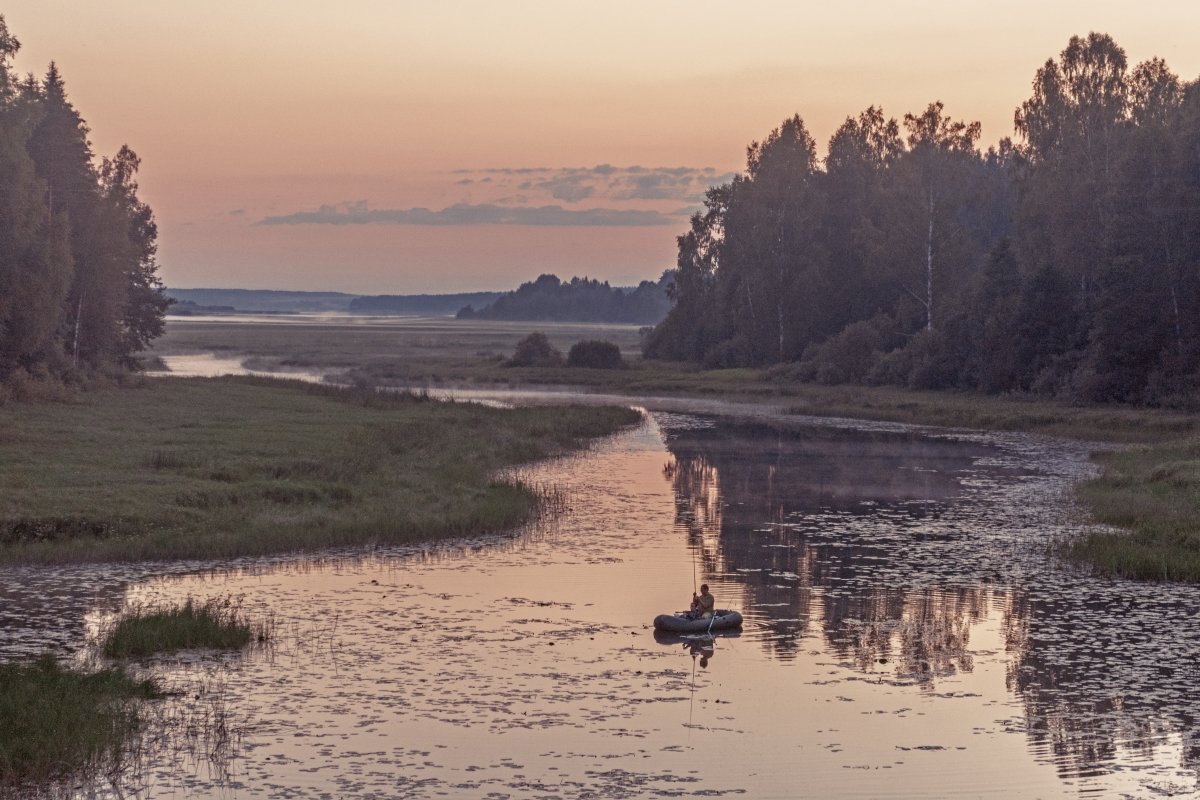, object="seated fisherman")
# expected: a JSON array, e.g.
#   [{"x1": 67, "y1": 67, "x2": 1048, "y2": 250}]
[{"x1": 689, "y1": 584, "x2": 715, "y2": 619}]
